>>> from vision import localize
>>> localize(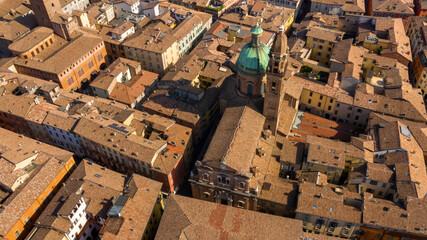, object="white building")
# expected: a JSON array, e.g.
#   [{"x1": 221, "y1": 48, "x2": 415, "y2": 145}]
[
  {"x1": 112, "y1": 0, "x2": 141, "y2": 14},
  {"x1": 110, "y1": 21, "x2": 135, "y2": 41},
  {"x1": 142, "y1": 2, "x2": 160, "y2": 19},
  {"x1": 173, "y1": 12, "x2": 212, "y2": 57},
  {"x1": 62, "y1": 0, "x2": 91, "y2": 15},
  {"x1": 43, "y1": 113, "x2": 84, "y2": 156}
]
